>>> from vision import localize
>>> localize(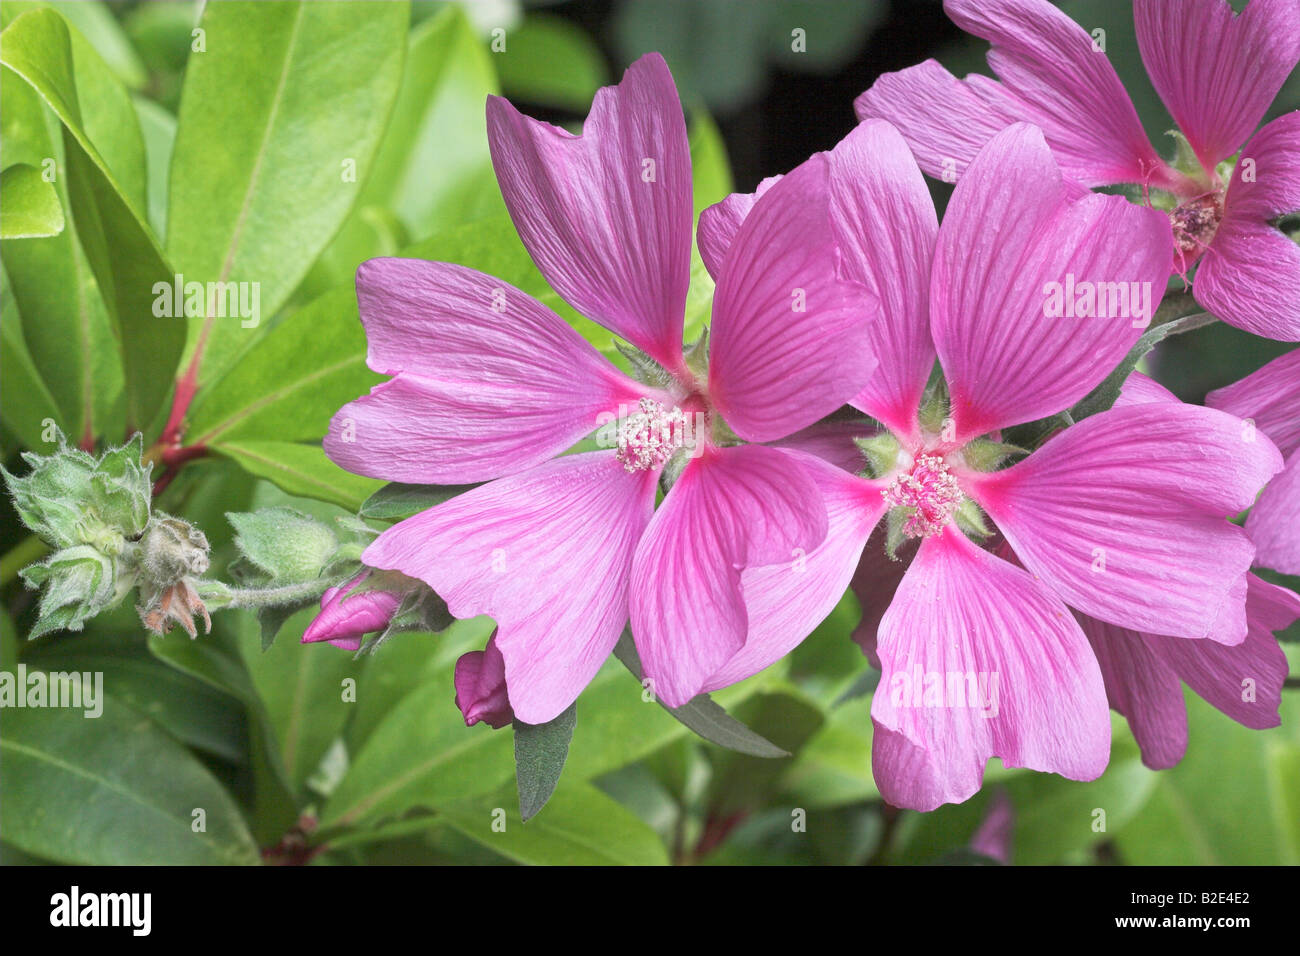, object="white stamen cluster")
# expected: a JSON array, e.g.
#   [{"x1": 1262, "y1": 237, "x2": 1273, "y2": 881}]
[{"x1": 616, "y1": 398, "x2": 689, "y2": 473}]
